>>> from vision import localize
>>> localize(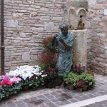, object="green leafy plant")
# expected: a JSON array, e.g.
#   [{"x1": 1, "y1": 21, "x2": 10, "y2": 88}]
[
  {"x1": 0, "y1": 75, "x2": 45, "y2": 101},
  {"x1": 64, "y1": 72, "x2": 95, "y2": 91},
  {"x1": 0, "y1": 83, "x2": 22, "y2": 100},
  {"x1": 44, "y1": 73, "x2": 63, "y2": 88},
  {"x1": 20, "y1": 75, "x2": 45, "y2": 91}
]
